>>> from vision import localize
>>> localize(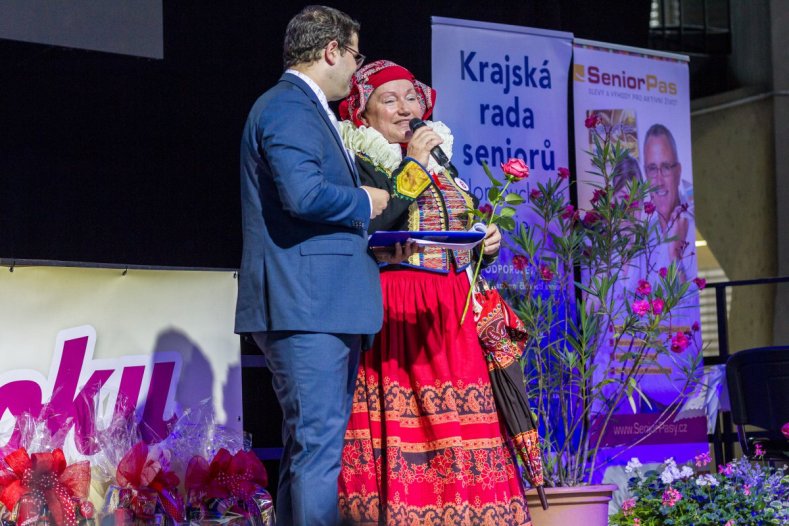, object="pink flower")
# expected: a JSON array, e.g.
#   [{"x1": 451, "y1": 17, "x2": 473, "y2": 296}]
[
  {"x1": 632, "y1": 299, "x2": 651, "y2": 316},
  {"x1": 636, "y1": 279, "x2": 652, "y2": 296},
  {"x1": 694, "y1": 451, "x2": 711, "y2": 467},
  {"x1": 633, "y1": 519, "x2": 641, "y2": 526},
  {"x1": 754, "y1": 442, "x2": 765, "y2": 458},
  {"x1": 591, "y1": 188, "x2": 606, "y2": 205},
  {"x1": 692, "y1": 321, "x2": 700, "y2": 332},
  {"x1": 513, "y1": 255, "x2": 529, "y2": 271},
  {"x1": 659, "y1": 267, "x2": 668, "y2": 278},
  {"x1": 782, "y1": 421, "x2": 789, "y2": 440},
  {"x1": 744, "y1": 484, "x2": 751, "y2": 496},
  {"x1": 651, "y1": 298, "x2": 665, "y2": 315},
  {"x1": 670, "y1": 331, "x2": 689, "y2": 353},
  {"x1": 662, "y1": 486, "x2": 682, "y2": 507},
  {"x1": 584, "y1": 114, "x2": 600, "y2": 129},
  {"x1": 539, "y1": 264, "x2": 554, "y2": 281},
  {"x1": 501, "y1": 158, "x2": 530, "y2": 181},
  {"x1": 530, "y1": 189, "x2": 542, "y2": 201},
  {"x1": 561, "y1": 204, "x2": 577, "y2": 221},
  {"x1": 718, "y1": 463, "x2": 733, "y2": 477},
  {"x1": 693, "y1": 277, "x2": 707, "y2": 289},
  {"x1": 724, "y1": 521, "x2": 735, "y2": 526},
  {"x1": 621, "y1": 498, "x2": 636, "y2": 516},
  {"x1": 557, "y1": 167, "x2": 570, "y2": 180},
  {"x1": 479, "y1": 203, "x2": 493, "y2": 217},
  {"x1": 582, "y1": 210, "x2": 602, "y2": 227},
  {"x1": 644, "y1": 201, "x2": 656, "y2": 214}
]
